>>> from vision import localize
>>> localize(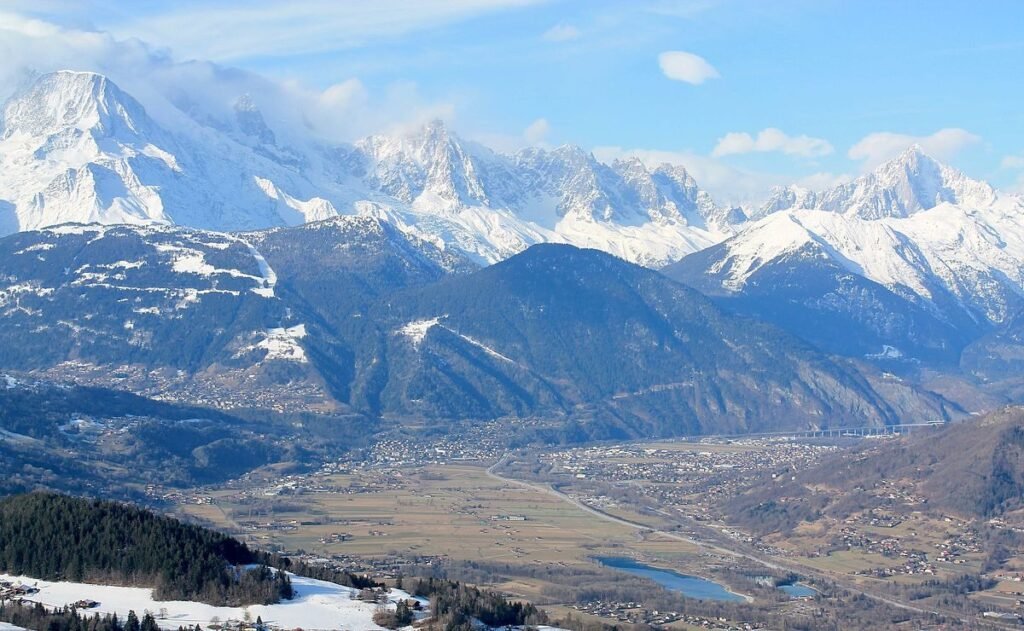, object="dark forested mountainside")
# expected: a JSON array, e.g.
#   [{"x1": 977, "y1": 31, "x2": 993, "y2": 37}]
[
  {"x1": 352, "y1": 244, "x2": 959, "y2": 437},
  {"x1": 665, "y1": 240, "x2": 977, "y2": 366},
  {"x1": 0, "y1": 225, "x2": 961, "y2": 439},
  {"x1": 0, "y1": 378, "x2": 323, "y2": 498},
  {"x1": 0, "y1": 493, "x2": 292, "y2": 606}
]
